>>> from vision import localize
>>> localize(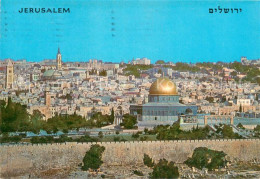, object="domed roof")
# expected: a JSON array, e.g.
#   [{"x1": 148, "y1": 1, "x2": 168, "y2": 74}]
[
  {"x1": 43, "y1": 69, "x2": 62, "y2": 77},
  {"x1": 43, "y1": 69, "x2": 55, "y2": 77},
  {"x1": 149, "y1": 77, "x2": 178, "y2": 95}
]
